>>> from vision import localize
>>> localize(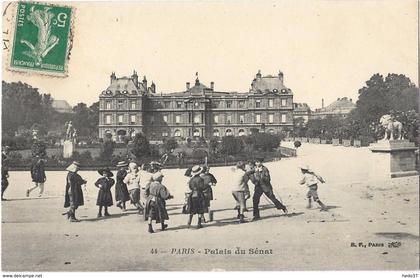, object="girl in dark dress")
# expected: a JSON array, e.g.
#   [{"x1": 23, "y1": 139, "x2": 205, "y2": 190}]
[
  {"x1": 94, "y1": 168, "x2": 115, "y2": 218},
  {"x1": 200, "y1": 166, "x2": 217, "y2": 222},
  {"x1": 144, "y1": 172, "x2": 173, "y2": 233},
  {"x1": 187, "y1": 165, "x2": 208, "y2": 229},
  {"x1": 115, "y1": 161, "x2": 129, "y2": 211},
  {"x1": 63, "y1": 161, "x2": 87, "y2": 222}
]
